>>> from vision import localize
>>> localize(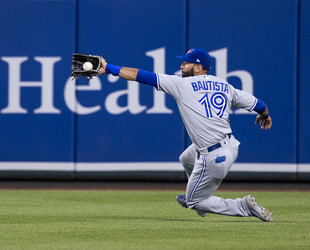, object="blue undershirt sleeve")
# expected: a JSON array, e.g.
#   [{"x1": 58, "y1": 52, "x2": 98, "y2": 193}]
[
  {"x1": 136, "y1": 69, "x2": 157, "y2": 87},
  {"x1": 253, "y1": 99, "x2": 267, "y2": 113},
  {"x1": 105, "y1": 64, "x2": 122, "y2": 76}
]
